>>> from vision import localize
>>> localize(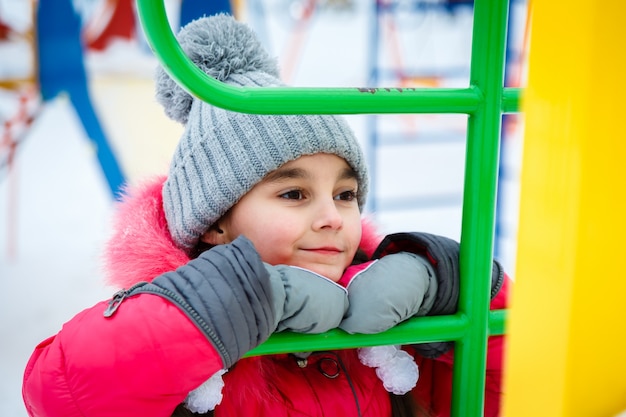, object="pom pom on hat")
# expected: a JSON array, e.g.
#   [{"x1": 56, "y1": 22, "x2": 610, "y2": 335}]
[
  {"x1": 157, "y1": 14, "x2": 369, "y2": 253},
  {"x1": 155, "y1": 14, "x2": 280, "y2": 124}
]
